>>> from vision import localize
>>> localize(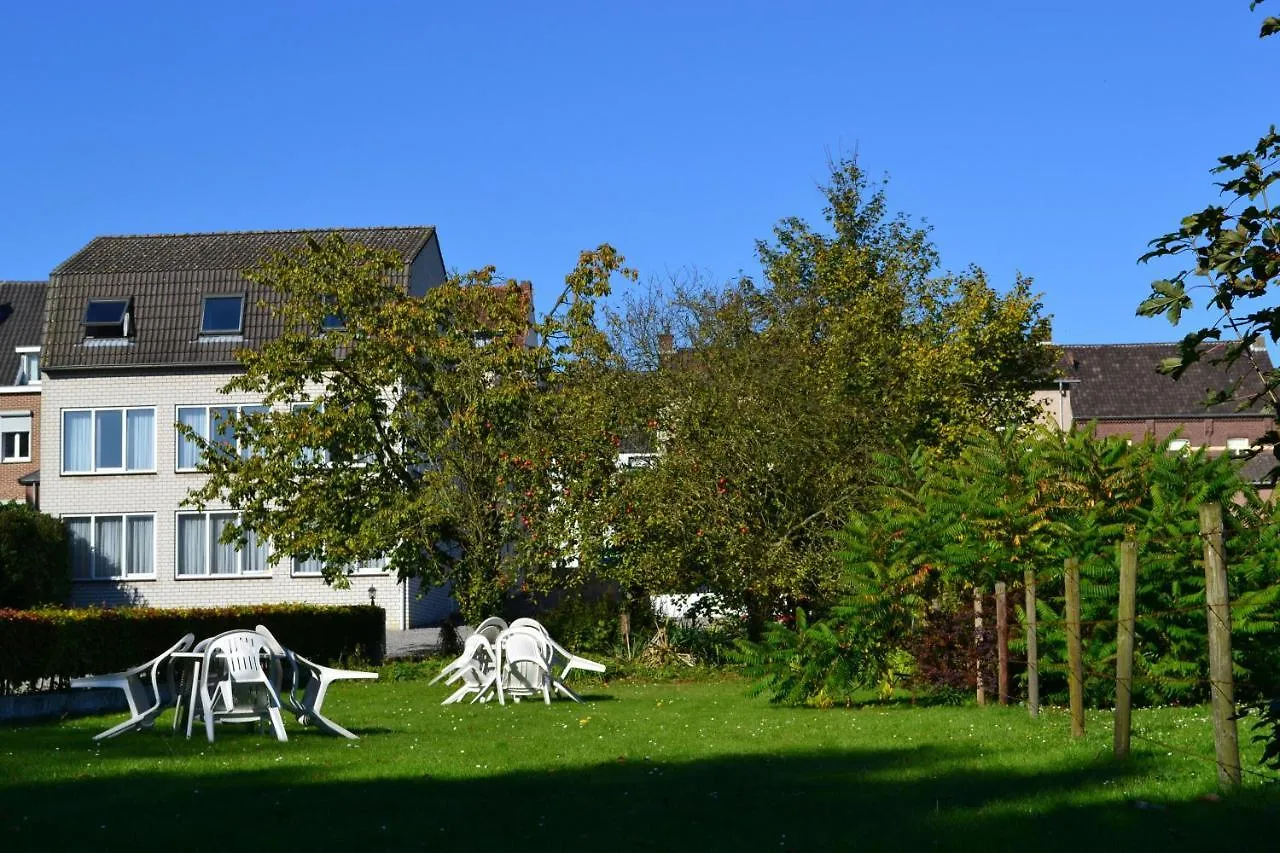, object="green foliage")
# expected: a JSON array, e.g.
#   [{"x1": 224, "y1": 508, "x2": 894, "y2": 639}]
[
  {"x1": 600, "y1": 160, "x2": 1055, "y2": 638},
  {"x1": 1136, "y1": 5, "x2": 1280, "y2": 419},
  {"x1": 183, "y1": 234, "x2": 634, "y2": 622},
  {"x1": 733, "y1": 608, "x2": 867, "y2": 707},
  {"x1": 0, "y1": 603, "x2": 383, "y2": 694},
  {"x1": 534, "y1": 592, "x2": 627, "y2": 655},
  {"x1": 0, "y1": 504, "x2": 68, "y2": 609},
  {"x1": 1247, "y1": 695, "x2": 1280, "y2": 773}
]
